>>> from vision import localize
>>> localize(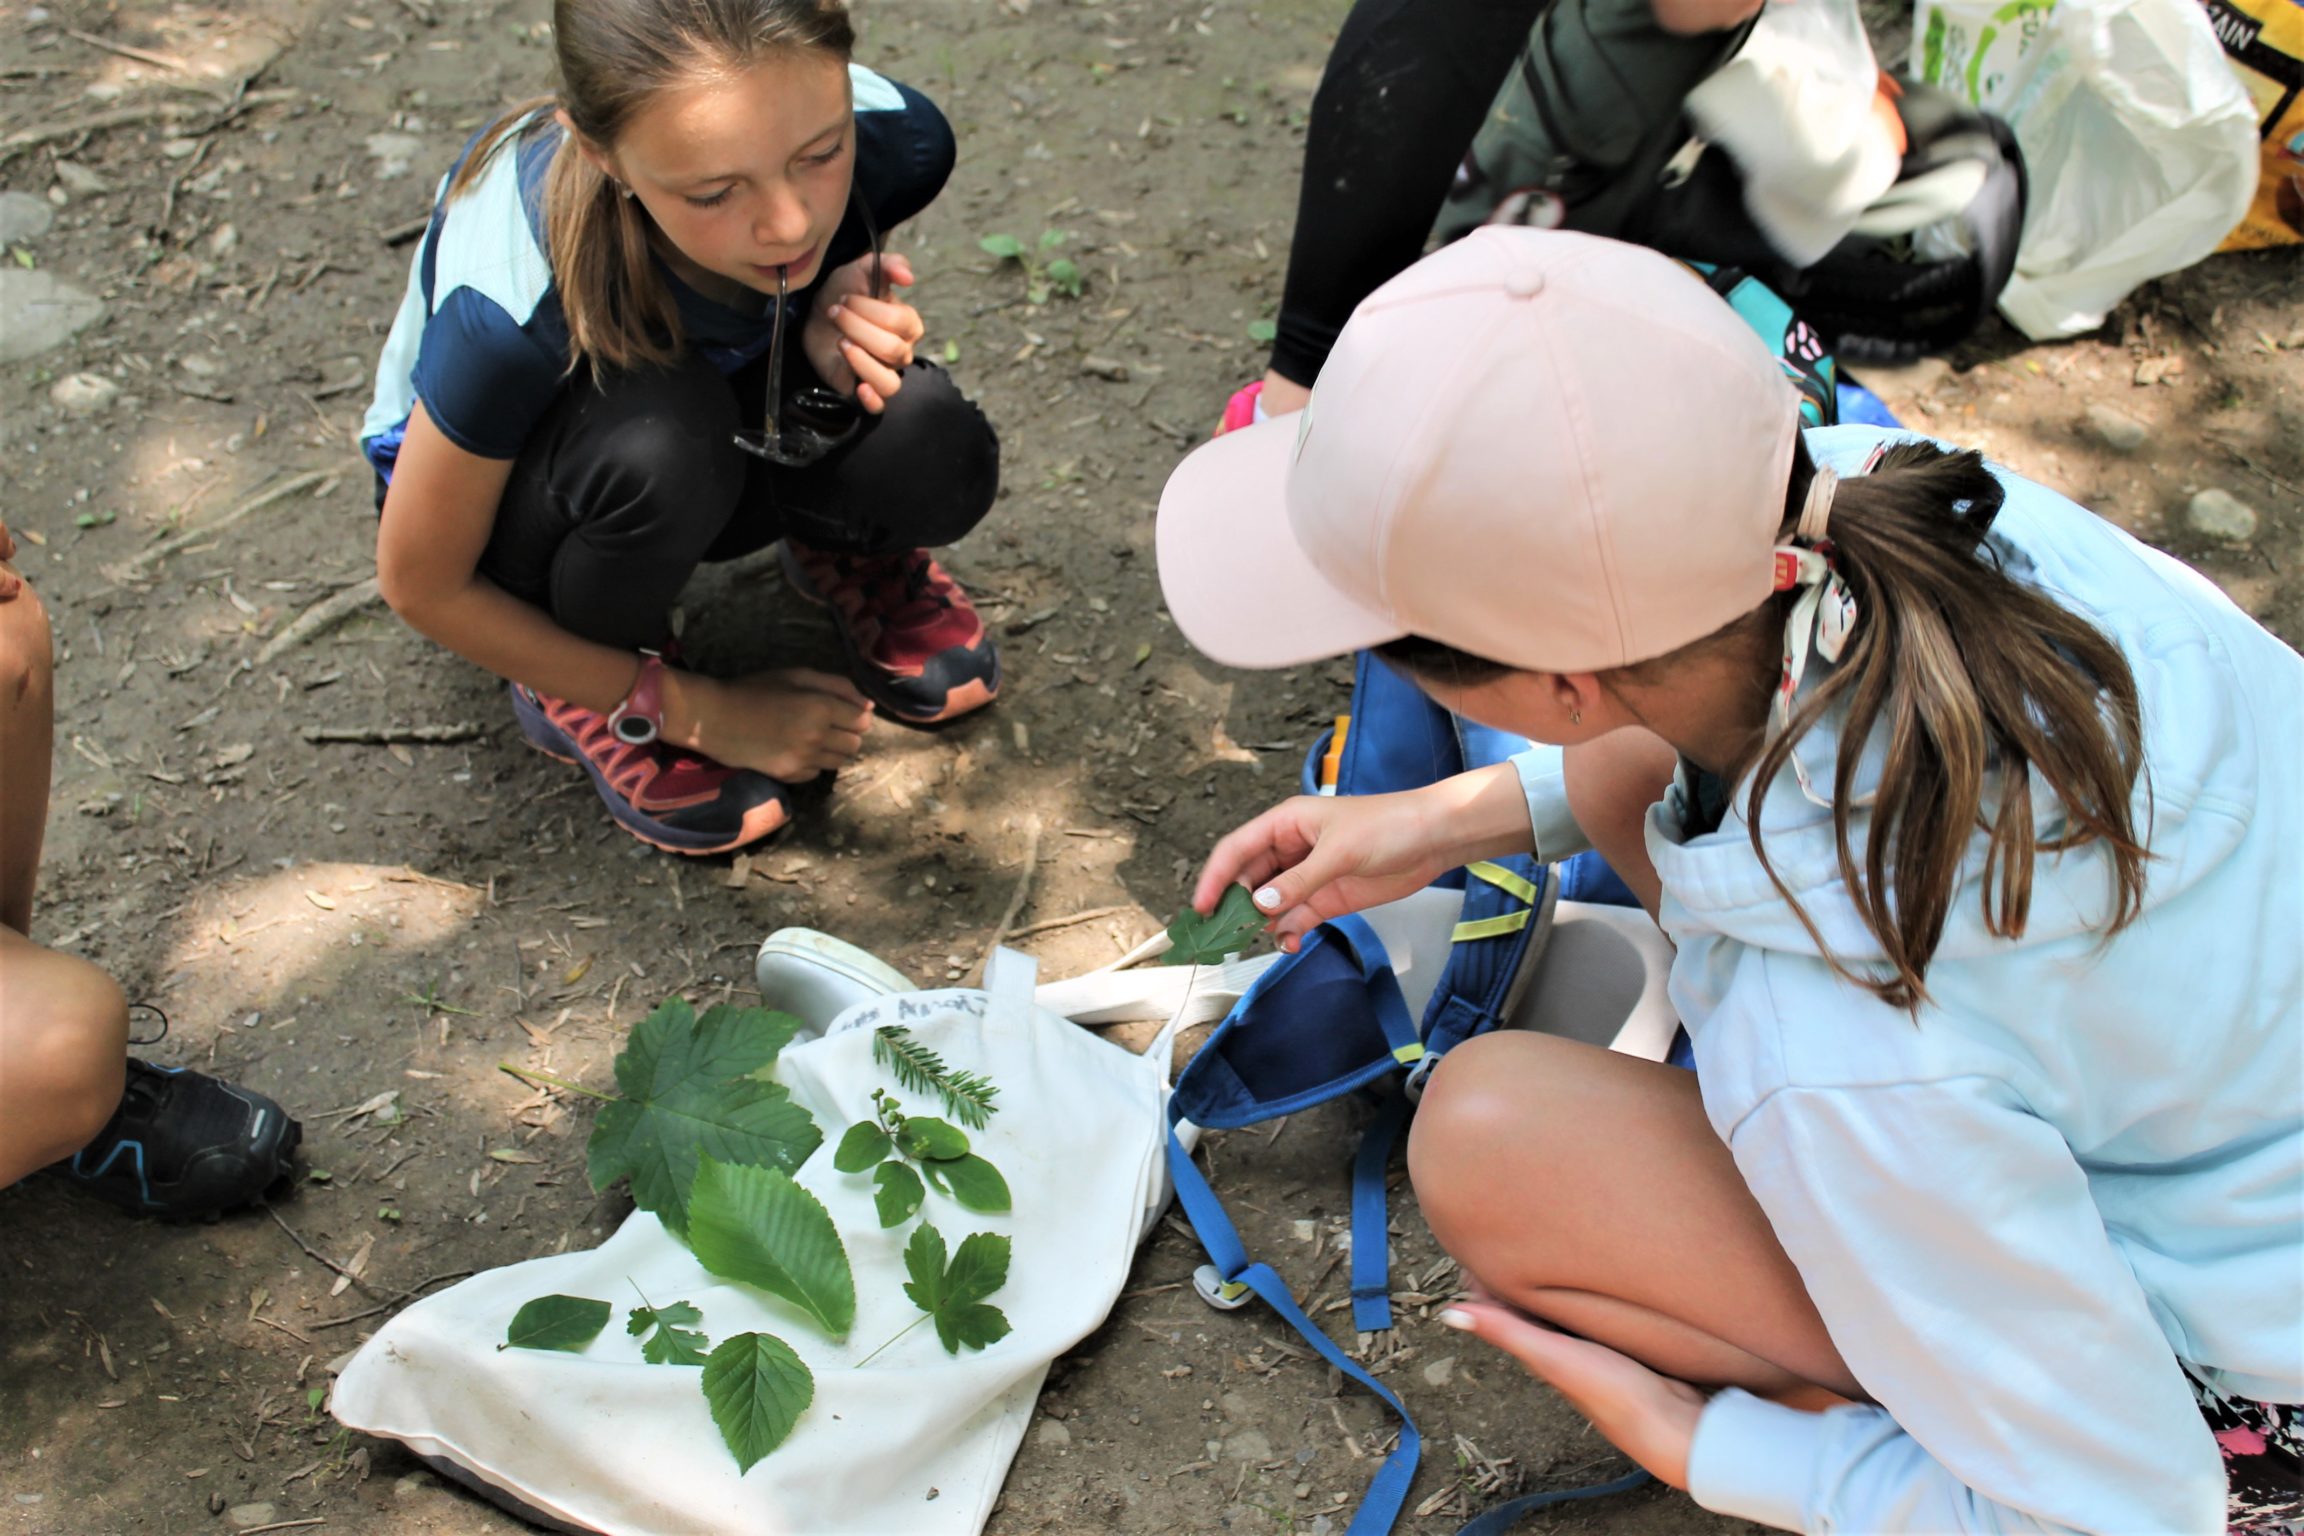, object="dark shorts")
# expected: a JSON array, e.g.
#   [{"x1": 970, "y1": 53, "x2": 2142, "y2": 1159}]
[{"x1": 2194, "y1": 1376, "x2": 2304, "y2": 1532}]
